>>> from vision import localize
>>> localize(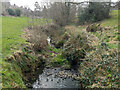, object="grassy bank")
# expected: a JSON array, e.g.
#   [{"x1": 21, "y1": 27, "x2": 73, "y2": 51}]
[
  {"x1": 96, "y1": 10, "x2": 119, "y2": 49},
  {"x1": 65, "y1": 10, "x2": 119, "y2": 88},
  {"x1": 1, "y1": 16, "x2": 47, "y2": 88},
  {"x1": 1, "y1": 16, "x2": 29, "y2": 88},
  {"x1": 2, "y1": 16, "x2": 29, "y2": 58}
]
